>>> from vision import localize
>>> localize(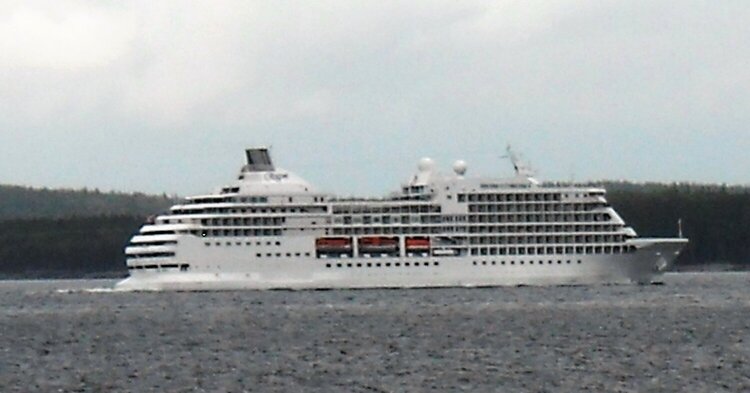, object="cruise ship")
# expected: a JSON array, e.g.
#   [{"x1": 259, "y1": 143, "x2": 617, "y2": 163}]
[{"x1": 116, "y1": 147, "x2": 688, "y2": 291}]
